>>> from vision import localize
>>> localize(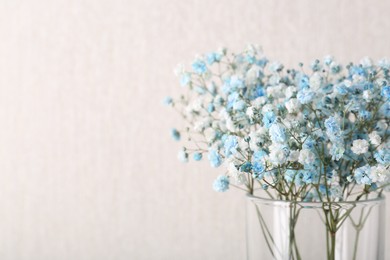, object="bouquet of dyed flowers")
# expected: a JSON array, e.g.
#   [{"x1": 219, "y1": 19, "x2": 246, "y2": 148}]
[
  {"x1": 166, "y1": 45, "x2": 390, "y2": 259},
  {"x1": 167, "y1": 45, "x2": 389, "y2": 202}
]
